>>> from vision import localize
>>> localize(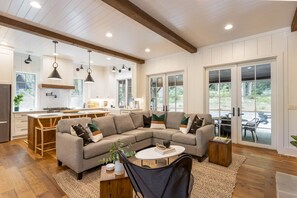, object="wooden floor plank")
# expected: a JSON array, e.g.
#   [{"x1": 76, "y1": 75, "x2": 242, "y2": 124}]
[{"x1": 0, "y1": 139, "x2": 297, "y2": 197}]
